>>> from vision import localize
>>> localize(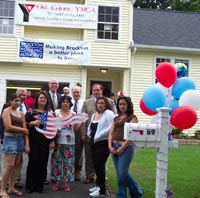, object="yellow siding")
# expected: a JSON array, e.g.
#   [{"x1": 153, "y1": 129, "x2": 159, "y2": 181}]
[
  {"x1": 85, "y1": 0, "x2": 132, "y2": 68},
  {"x1": 0, "y1": 62, "x2": 82, "y2": 84}
]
